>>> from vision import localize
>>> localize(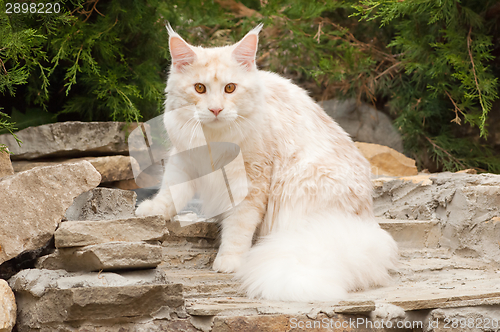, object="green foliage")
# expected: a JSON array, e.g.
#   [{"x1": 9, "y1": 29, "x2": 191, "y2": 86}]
[
  {"x1": 0, "y1": 111, "x2": 21, "y2": 153},
  {"x1": 1, "y1": 0, "x2": 499, "y2": 172},
  {"x1": 352, "y1": 0, "x2": 500, "y2": 172},
  {"x1": 1, "y1": 0, "x2": 174, "y2": 129}
]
